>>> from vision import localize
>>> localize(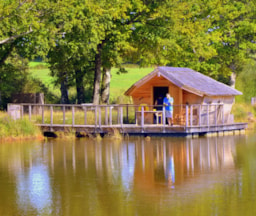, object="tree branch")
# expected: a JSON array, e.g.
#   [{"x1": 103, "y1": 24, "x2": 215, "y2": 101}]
[{"x1": 0, "y1": 27, "x2": 33, "y2": 45}]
